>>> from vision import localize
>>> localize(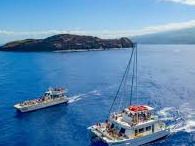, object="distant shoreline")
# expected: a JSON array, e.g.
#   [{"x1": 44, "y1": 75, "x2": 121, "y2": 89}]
[
  {"x1": 0, "y1": 34, "x2": 134, "y2": 52},
  {"x1": 52, "y1": 48, "x2": 133, "y2": 53}
]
